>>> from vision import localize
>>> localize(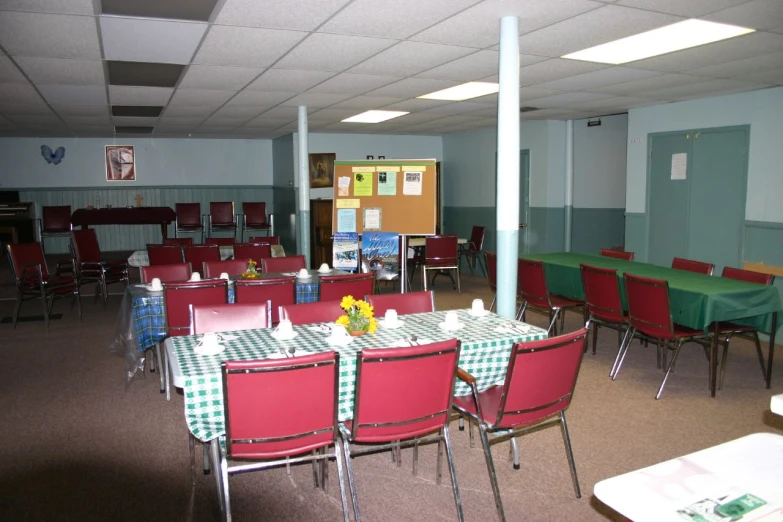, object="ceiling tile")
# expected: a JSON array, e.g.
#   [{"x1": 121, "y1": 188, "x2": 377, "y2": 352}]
[
  {"x1": 0, "y1": 12, "x2": 101, "y2": 59},
  {"x1": 412, "y1": 0, "x2": 601, "y2": 48},
  {"x1": 308, "y1": 108, "x2": 365, "y2": 123},
  {"x1": 536, "y1": 67, "x2": 662, "y2": 91},
  {"x1": 38, "y1": 84, "x2": 107, "y2": 105},
  {"x1": 705, "y1": 0, "x2": 783, "y2": 31},
  {"x1": 0, "y1": 0, "x2": 95, "y2": 15},
  {"x1": 560, "y1": 95, "x2": 652, "y2": 110},
  {"x1": 281, "y1": 92, "x2": 353, "y2": 107},
  {"x1": 519, "y1": 59, "x2": 609, "y2": 86},
  {"x1": 158, "y1": 116, "x2": 206, "y2": 126},
  {"x1": 100, "y1": 0, "x2": 219, "y2": 21},
  {"x1": 525, "y1": 91, "x2": 613, "y2": 108},
  {"x1": 194, "y1": 26, "x2": 307, "y2": 67},
  {"x1": 415, "y1": 50, "x2": 500, "y2": 81},
  {"x1": 259, "y1": 106, "x2": 313, "y2": 119},
  {"x1": 615, "y1": 0, "x2": 749, "y2": 17},
  {"x1": 243, "y1": 115, "x2": 296, "y2": 128},
  {"x1": 0, "y1": 83, "x2": 44, "y2": 104},
  {"x1": 108, "y1": 62, "x2": 184, "y2": 88},
  {"x1": 686, "y1": 51, "x2": 783, "y2": 85},
  {"x1": 179, "y1": 65, "x2": 263, "y2": 90},
  {"x1": 2, "y1": 103, "x2": 53, "y2": 115},
  {"x1": 637, "y1": 78, "x2": 770, "y2": 100},
  {"x1": 227, "y1": 90, "x2": 296, "y2": 106},
  {"x1": 307, "y1": 73, "x2": 402, "y2": 95},
  {"x1": 111, "y1": 116, "x2": 159, "y2": 127},
  {"x1": 210, "y1": 105, "x2": 269, "y2": 118},
  {"x1": 520, "y1": 87, "x2": 568, "y2": 101},
  {"x1": 590, "y1": 73, "x2": 719, "y2": 96},
  {"x1": 326, "y1": 96, "x2": 405, "y2": 110},
  {"x1": 15, "y1": 57, "x2": 104, "y2": 85},
  {"x1": 349, "y1": 41, "x2": 475, "y2": 76},
  {"x1": 276, "y1": 33, "x2": 398, "y2": 72},
  {"x1": 364, "y1": 78, "x2": 458, "y2": 98},
  {"x1": 115, "y1": 126, "x2": 154, "y2": 134},
  {"x1": 517, "y1": 5, "x2": 682, "y2": 57},
  {"x1": 320, "y1": 0, "x2": 478, "y2": 39},
  {"x1": 168, "y1": 88, "x2": 236, "y2": 106},
  {"x1": 100, "y1": 16, "x2": 207, "y2": 65},
  {"x1": 0, "y1": 56, "x2": 28, "y2": 83},
  {"x1": 108, "y1": 86, "x2": 173, "y2": 105},
  {"x1": 378, "y1": 98, "x2": 453, "y2": 112},
  {"x1": 60, "y1": 115, "x2": 112, "y2": 125},
  {"x1": 215, "y1": 0, "x2": 349, "y2": 31},
  {"x1": 246, "y1": 69, "x2": 335, "y2": 92},
  {"x1": 51, "y1": 104, "x2": 109, "y2": 117},
  {"x1": 417, "y1": 101, "x2": 495, "y2": 116},
  {"x1": 162, "y1": 105, "x2": 218, "y2": 117},
  {"x1": 6, "y1": 114, "x2": 64, "y2": 126},
  {"x1": 201, "y1": 115, "x2": 253, "y2": 127}
]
